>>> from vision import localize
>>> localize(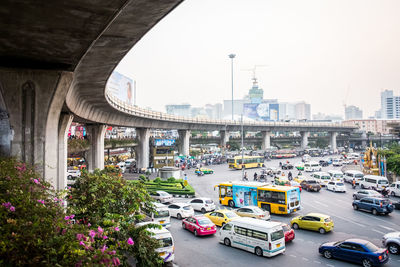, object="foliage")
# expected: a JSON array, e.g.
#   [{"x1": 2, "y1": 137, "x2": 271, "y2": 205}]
[
  {"x1": 226, "y1": 141, "x2": 240, "y2": 151},
  {"x1": 68, "y1": 139, "x2": 90, "y2": 153},
  {"x1": 314, "y1": 138, "x2": 328, "y2": 149},
  {"x1": 378, "y1": 143, "x2": 400, "y2": 176},
  {"x1": 105, "y1": 138, "x2": 137, "y2": 149},
  {"x1": 139, "y1": 174, "x2": 149, "y2": 182},
  {"x1": 130, "y1": 178, "x2": 195, "y2": 196},
  {"x1": 167, "y1": 177, "x2": 176, "y2": 183},
  {"x1": 67, "y1": 168, "x2": 163, "y2": 266}
]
